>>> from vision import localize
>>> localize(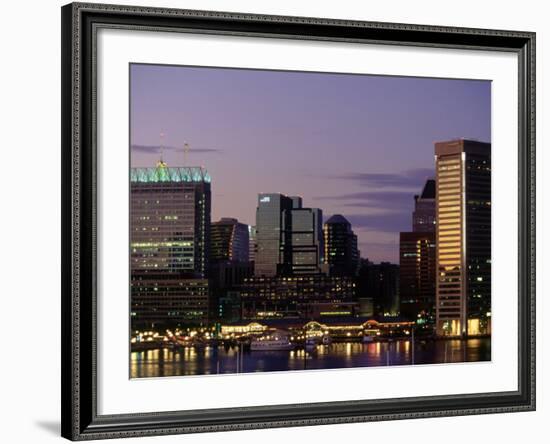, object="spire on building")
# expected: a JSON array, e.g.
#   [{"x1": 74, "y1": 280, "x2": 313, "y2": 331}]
[
  {"x1": 157, "y1": 131, "x2": 167, "y2": 168},
  {"x1": 183, "y1": 142, "x2": 190, "y2": 166}
]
